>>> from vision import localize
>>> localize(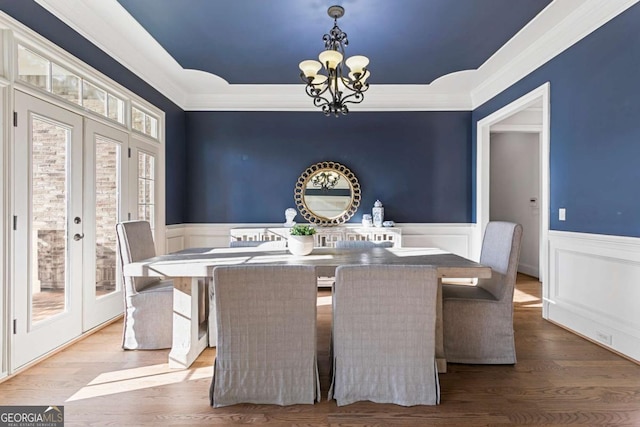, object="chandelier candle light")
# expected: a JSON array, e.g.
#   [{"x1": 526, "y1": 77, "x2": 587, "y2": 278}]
[{"x1": 299, "y1": 5, "x2": 370, "y2": 117}]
